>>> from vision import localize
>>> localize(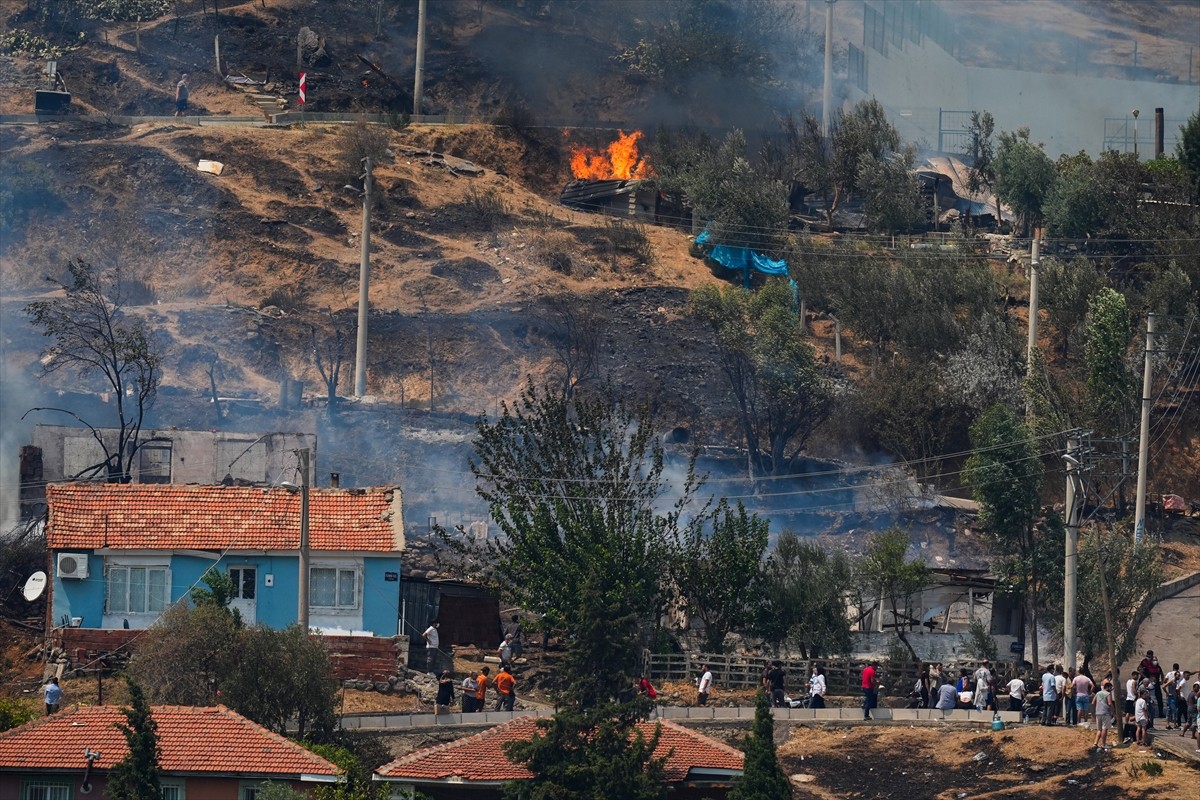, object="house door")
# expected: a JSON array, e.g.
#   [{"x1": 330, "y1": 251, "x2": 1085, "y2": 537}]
[{"x1": 228, "y1": 566, "x2": 257, "y2": 625}]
